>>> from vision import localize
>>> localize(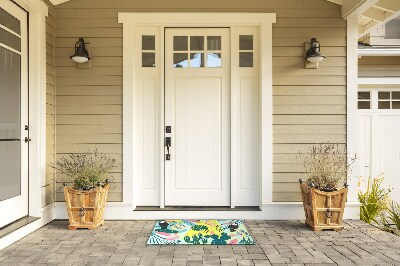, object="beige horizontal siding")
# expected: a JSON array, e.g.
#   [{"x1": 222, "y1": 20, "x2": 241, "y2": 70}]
[
  {"x1": 55, "y1": 0, "x2": 346, "y2": 202},
  {"x1": 45, "y1": 1, "x2": 56, "y2": 207},
  {"x1": 359, "y1": 56, "x2": 400, "y2": 77}
]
